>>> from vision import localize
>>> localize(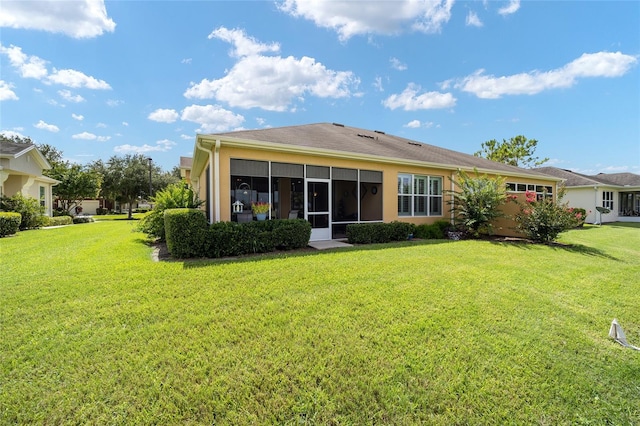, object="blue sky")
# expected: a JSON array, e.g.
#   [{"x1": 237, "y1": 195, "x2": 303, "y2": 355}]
[{"x1": 1, "y1": 0, "x2": 638, "y2": 174}]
